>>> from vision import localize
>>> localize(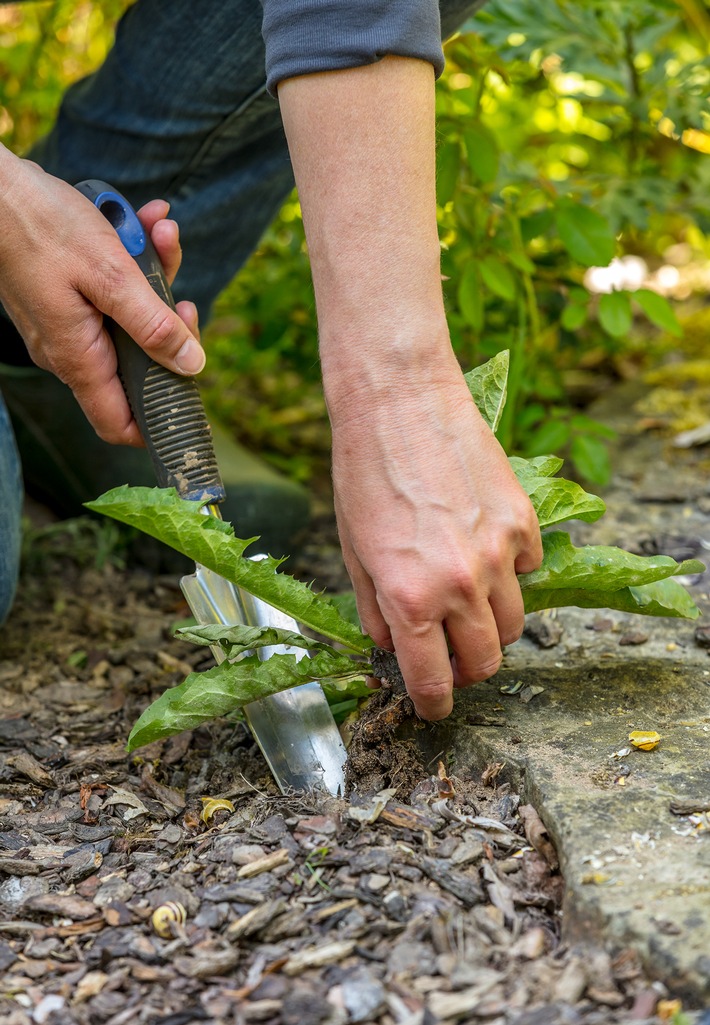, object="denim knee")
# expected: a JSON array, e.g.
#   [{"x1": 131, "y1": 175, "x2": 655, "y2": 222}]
[{"x1": 0, "y1": 395, "x2": 23, "y2": 626}]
